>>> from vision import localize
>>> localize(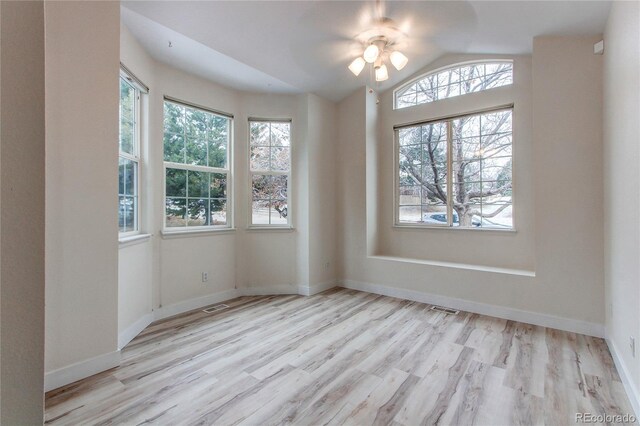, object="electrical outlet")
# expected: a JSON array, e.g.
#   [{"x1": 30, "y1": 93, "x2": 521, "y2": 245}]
[
  {"x1": 630, "y1": 337, "x2": 636, "y2": 358},
  {"x1": 324, "y1": 261, "x2": 330, "y2": 270},
  {"x1": 202, "y1": 272, "x2": 208, "y2": 283}
]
